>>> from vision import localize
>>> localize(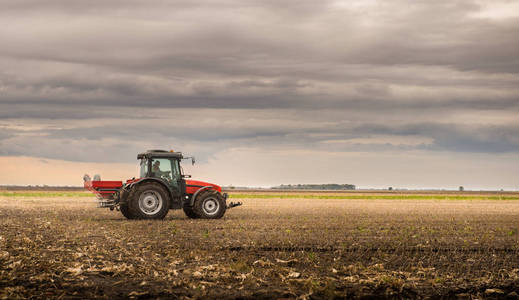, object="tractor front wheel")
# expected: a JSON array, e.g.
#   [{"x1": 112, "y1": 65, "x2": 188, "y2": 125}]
[
  {"x1": 193, "y1": 190, "x2": 226, "y2": 219},
  {"x1": 128, "y1": 182, "x2": 170, "y2": 219}
]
